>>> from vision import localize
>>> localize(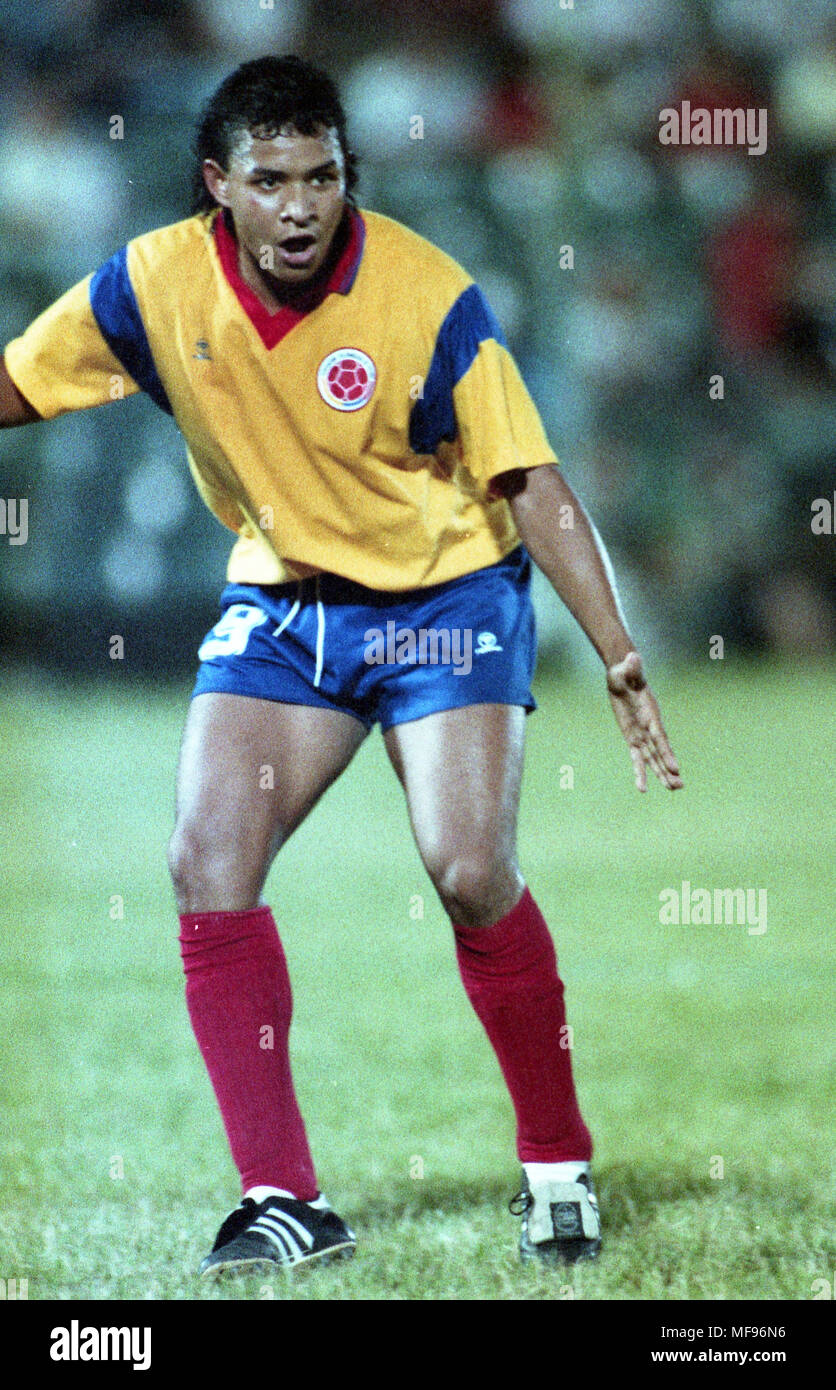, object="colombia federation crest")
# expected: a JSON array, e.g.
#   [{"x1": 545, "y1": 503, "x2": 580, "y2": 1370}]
[{"x1": 317, "y1": 348, "x2": 376, "y2": 411}]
